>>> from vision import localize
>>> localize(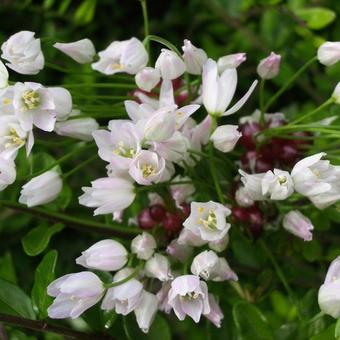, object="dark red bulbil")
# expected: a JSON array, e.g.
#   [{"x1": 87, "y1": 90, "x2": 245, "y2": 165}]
[
  {"x1": 149, "y1": 204, "x2": 167, "y2": 222},
  {"x1": 180, "y1": 203, "x2": 191, "y2": 218},
  {"x1": 138, "y1": 208, "x2": 157, "y2": 230},
  {"x1": 241, "y1": 150, "x2": 273, "y2": 173},
  {"x1": 239, "y1": 122, "x2": 261, "y2": 149},
  {"x1": 162, "y1": 212, "x2": 183, "y2": 235},
  {"x1": 232, "y1": 207, "x2": 249, "y2": 223}
]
